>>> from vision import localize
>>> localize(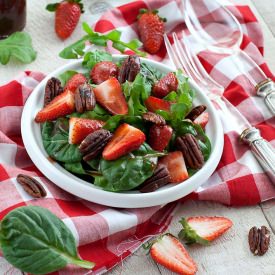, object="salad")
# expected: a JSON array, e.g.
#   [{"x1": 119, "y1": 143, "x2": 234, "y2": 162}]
[{"x1": 34, "y1": 51, "x2": 211, "y2": 193}]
